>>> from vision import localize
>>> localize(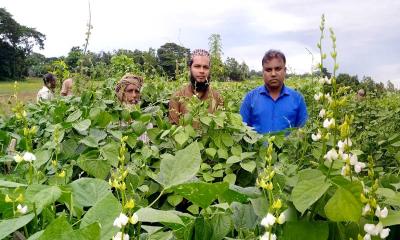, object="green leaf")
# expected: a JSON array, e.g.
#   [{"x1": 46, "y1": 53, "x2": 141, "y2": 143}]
[
  {"x1": 231, "y1": 145, "x2": 242, "y2": 156},
  {"x1": 291, "y1": 169, "x2": 331, "y2": 214},
  {"x1": 167, "y1": 195, "x2": 183, "y2": 207},
  {"x1": 282, "y1": 221, "x2": 329, "y2": 240},
  {"x1": 94, "y1": 111, "x2": 112, "y2": 128},
  {"x1": 173, "y1": 182, "x2": 229, "y2": 208},
  {"x1": 221, "y1": 133, "x2": 234, "y2": 147},
  {"x1": 240, "y1": 152, "x2": 256, "y2": 160},
  {"x1": 194, "y1": 216, "x2": 213, "y2": 240},
  {"x1": 135, "y1": 208, "x2": 184, "y2": 225},
  {"x1": 231, "y1": 202, "x2": 258, "y2": 230},
  {"x1": 39, "y1": 215, "x2": 101, "y2": 240},
  {"x1": 100, "y1": 141, "x2": 119, "y2": 167},
  {"x1": 38, "y1": 215, "x2": 72, "y2": 240},
  {"x1": 25, "y1": 185, "x2": 62, "y2": 212},
  {"x1": 0, "y1": 214, "x2": 34, "y2": 239},
  {"x1": 33, "y1": 150, "x2": 52, "y2": 169},
  {"x1": 174, "y1": 131, "x2": 189, "y2": 146},
  {"x1": 80, "y1": 135, "x2": 99, "y2": 148},
  {"x1": 250, "y1": 196, "x2": 269, "y2": 218},
  {"x1": 69, "y1": 178, "x2": 111, "y2": 207},
  {"x1": 210, "y1": 213, "x2": 232, "y2": 240},
  {"x1": 205, "y1": 148, "x2": 217, "y2": 158},
  {"x1": 226, "y1": 155, "x2": 241, "y2": 164},
  {"x1": 223, "y1": 174, "x2": 236, "y2": 185},
  {"x1": 77, "y1": 150, "x2": 110, "y2": 179},
  {"x1": 73, "y1": 119, "x2": 91, "y2": 132},
  {"x1": 385, "y1": 193, "x2": 400, "y2": 207},
  {"x1": 155, "y1": 142, "x2": 201, "y2": 189},
  {"x1": 80, "y1": 193, "x2": 122, "y2": 240},
  {"x1": 217, "y1": 148, "x2": 228, "y2": 159},
  {"x1": 66, "y1": 109, "x2": 82, "y2": 123},
  {"x1": 324, "y1": 187, "x2": 362, "y2": 222},
  {"x1": 381, "y1": 211, "x2": 400, "y2": 226},
  {"x1": 391, "y1": 141, "x2": 400, "y2": 147},
  {"x1": 0, "y1": 179, "x2": 27, "y2": 188},
  {"x1": 240, "y1": 160, "x2": 256, "y2": 172}
]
